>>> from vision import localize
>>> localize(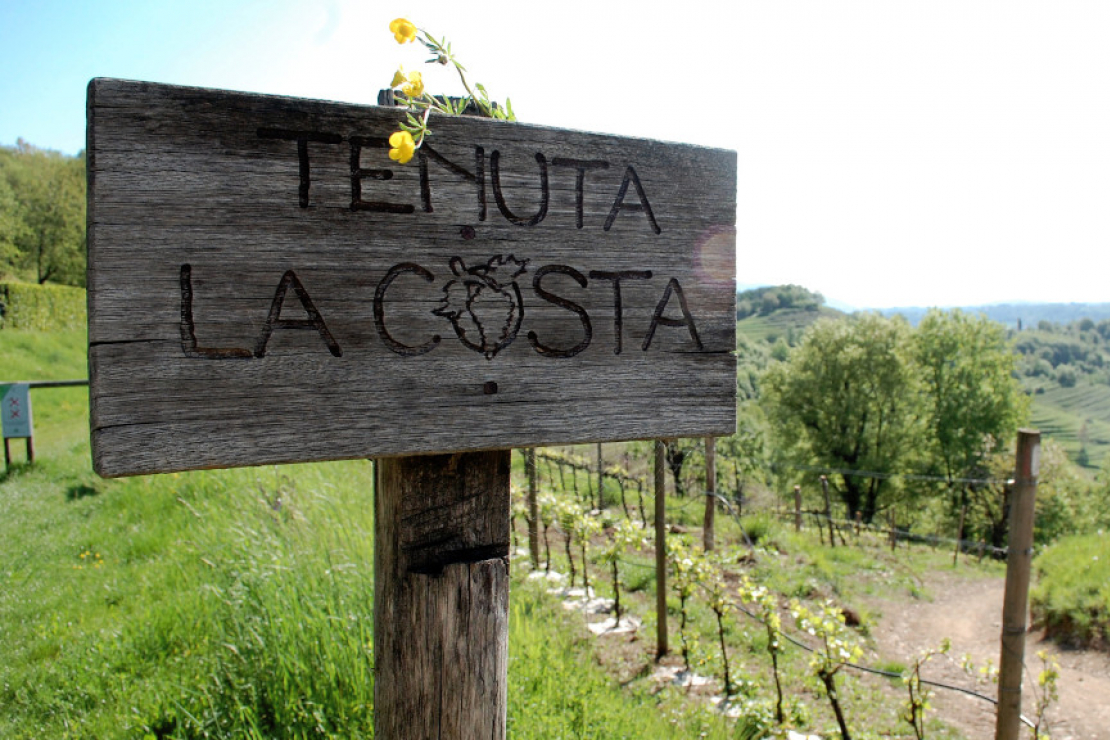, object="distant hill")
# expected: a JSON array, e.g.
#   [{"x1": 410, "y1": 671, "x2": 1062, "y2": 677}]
[
  {"x1": 878, "y1": 303, "x2": 1110, "y2": 329},
  {"x1": 737, "y1": 286, "x2": 1110, "y2": 470},
  {"x1": 735, "y1": 284, "x2": 845, "y2": 351},
  {"x1": 735, "y1": 305, "x2": 844, "y2": 346}
]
